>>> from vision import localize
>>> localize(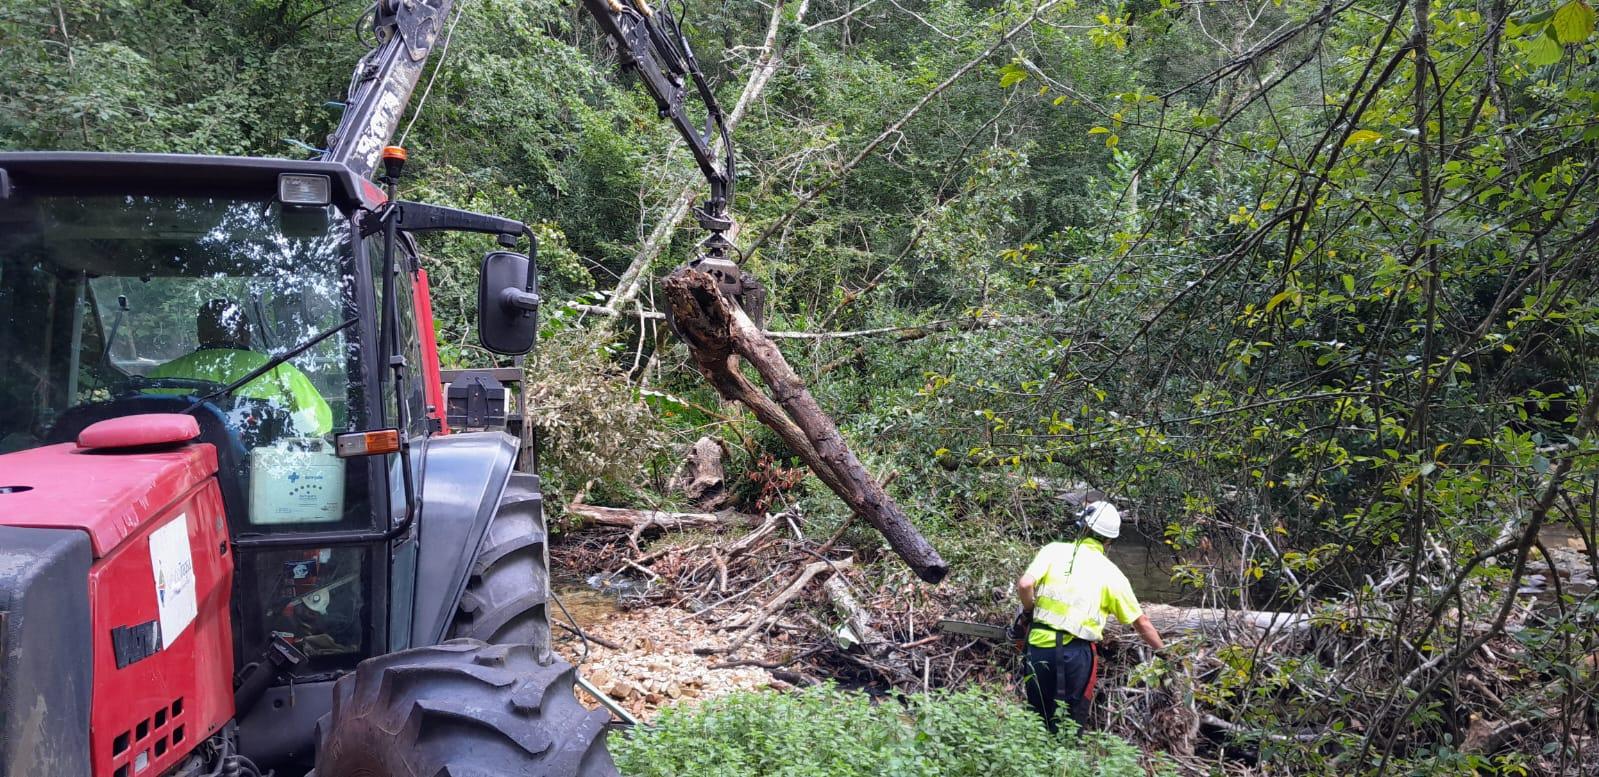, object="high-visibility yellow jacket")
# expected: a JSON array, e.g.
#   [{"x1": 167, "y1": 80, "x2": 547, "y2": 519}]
[
  {"x1": 1024, "y1": 537, "x2": 1143, "y2": 647},
  {"x1": 148, "y1": 348, "x2": 333, "y2": 436}
]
